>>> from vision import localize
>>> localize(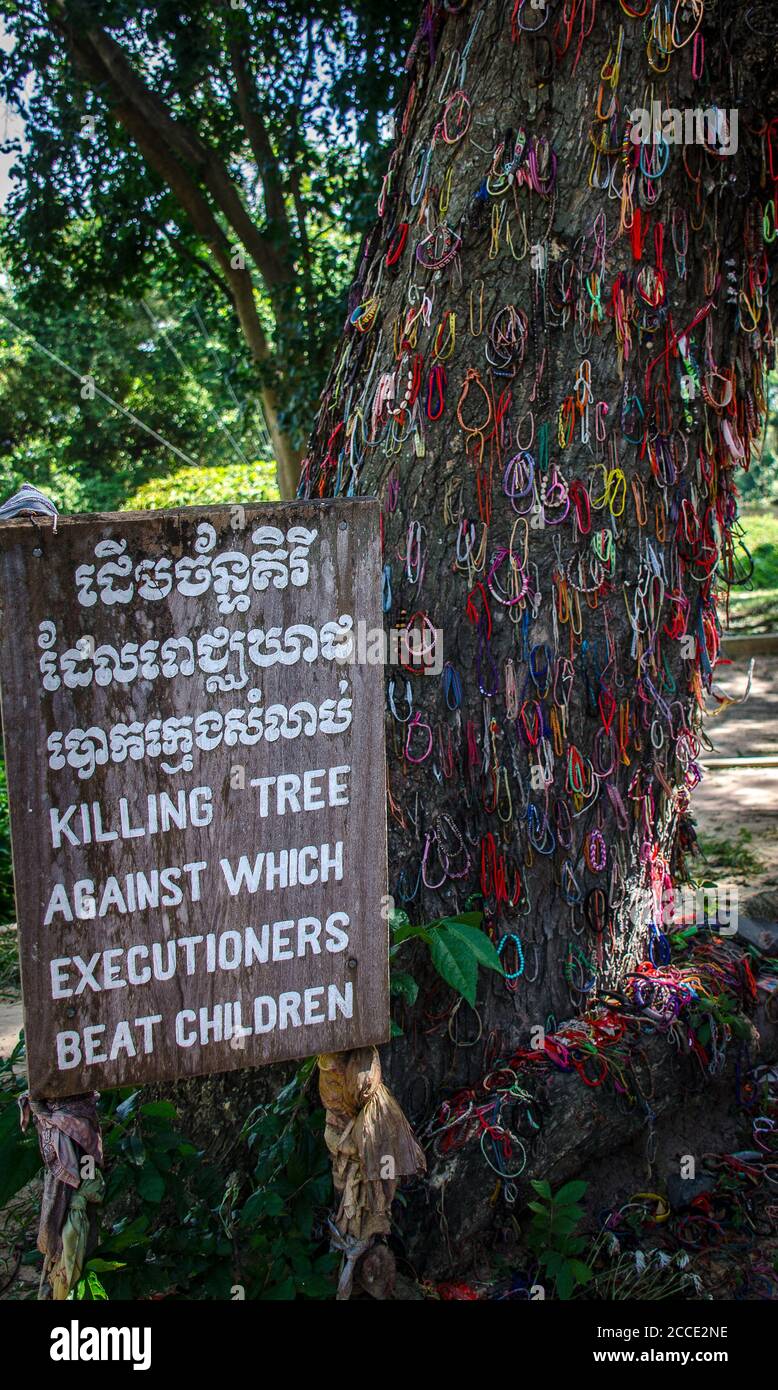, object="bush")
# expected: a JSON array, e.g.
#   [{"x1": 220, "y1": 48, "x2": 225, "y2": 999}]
[{"x1": 121, "y1": 461, "x2": 278, "y2": 512}]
